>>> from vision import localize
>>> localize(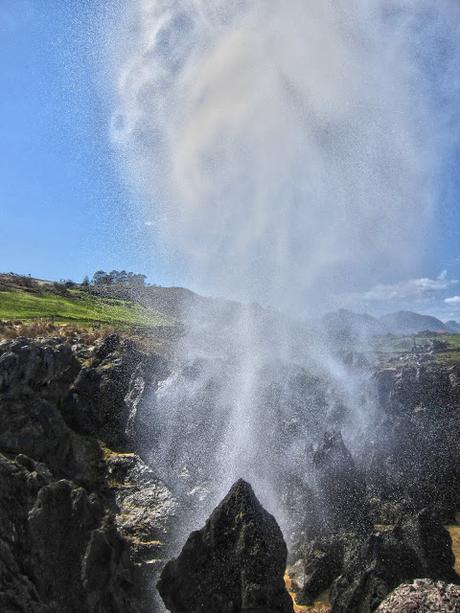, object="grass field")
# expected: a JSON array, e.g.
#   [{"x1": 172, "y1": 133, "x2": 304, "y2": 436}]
[
  {"x1": 369, "y1": 333, "x2": 460, "y2": 365},
  {"x1": 434, "y1": 334, "x2": 460, "y2": 363},
  {"x1": 0, "y1": 288, "x2": 173, "y2": 328}
]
